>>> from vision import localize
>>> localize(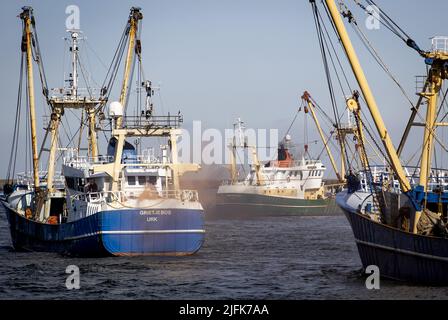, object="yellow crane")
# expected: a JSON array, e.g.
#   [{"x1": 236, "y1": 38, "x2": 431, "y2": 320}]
[
  {"x1": 116, "y1": 7, "x2": 143, "y2": 129},
  {"x1": 20, "y1": 8, "x2": 40, "y2": 191},
  {"x1": 301, "y1": 90, "x2": 370, "y2": 184},
  {"x1": 301, "y1": 91, "x2": 343, "y2": 182},
  {"x1": 111, "y1": 7, "x2": 143, "y2": 191}
]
